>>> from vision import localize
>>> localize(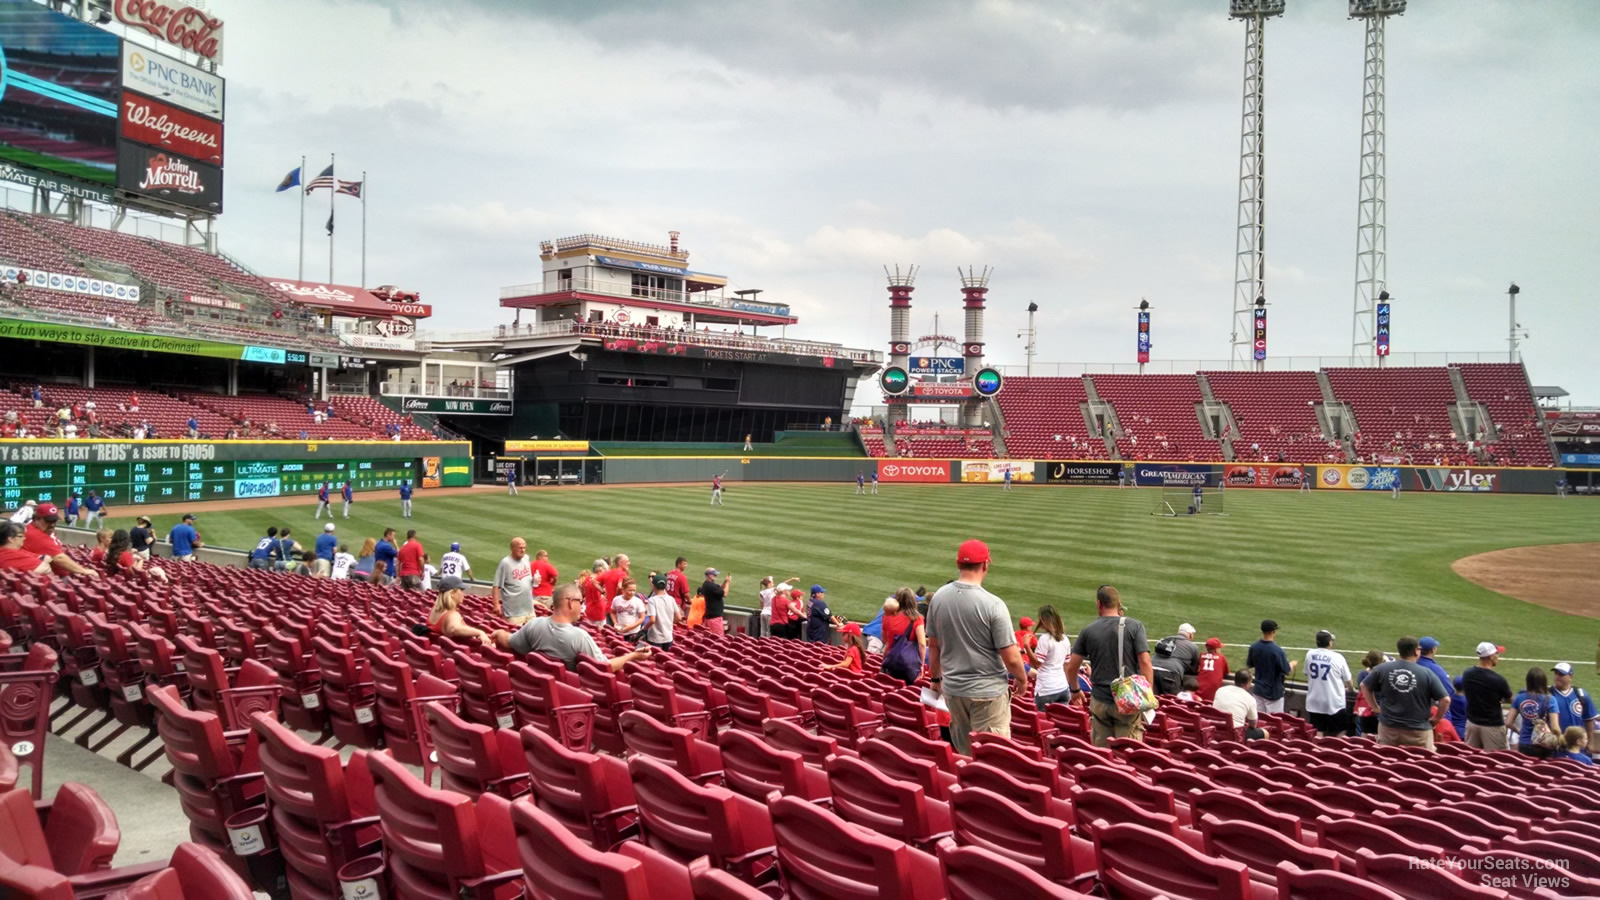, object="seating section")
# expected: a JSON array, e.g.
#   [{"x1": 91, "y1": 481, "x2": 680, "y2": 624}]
[
  {"x1": 1456, "y1": 363, "x2": 1555, "y2": 466},
  {"x1": 329, "y1": 395, "x2": 436, "y2": 441},
  {"x1": 1325, "y1": 366, "x2": 1470, "y2": 463},
  {"x1": 1091, "y1": 374, "x2": 1213, "y2": 461},
  {"x1": 181, "y1": 393, "x2": 379, "y2": 441},
  {"x1": 994, "y1": 377, "x2": 1104, "y2": 460},
  {"x1": 1202, "y1": 370, "x2": 1338, "y2": 463},
  {"x1": 4, "y1": 542, "x2": 1567, "y2": 899}
]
